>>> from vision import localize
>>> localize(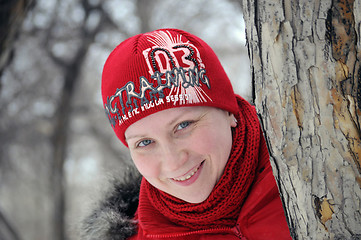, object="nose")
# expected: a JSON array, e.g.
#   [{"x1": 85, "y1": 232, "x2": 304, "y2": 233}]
[{"x1": 160, "y1": 140, "x2": 188, "y2": 173}]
